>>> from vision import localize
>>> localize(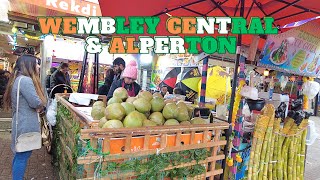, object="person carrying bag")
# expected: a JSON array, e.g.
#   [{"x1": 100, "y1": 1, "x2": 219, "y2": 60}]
[{"x1": 3, "y1": 55, "x2": 48, "y2": 180}]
